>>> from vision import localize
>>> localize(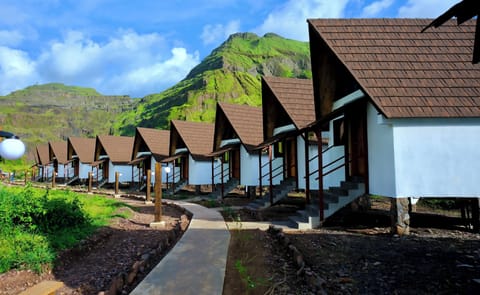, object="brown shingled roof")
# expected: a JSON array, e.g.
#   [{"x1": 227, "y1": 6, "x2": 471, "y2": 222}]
[
  {"x1": 68, "y1": 137, "x2": 95, "y2": 163},
  {"x1": 214, "y1": 103, "x2": 263, "y2": 152},
  {"x1": 95, "y1": 135, "x2": 134, "y2": 164},
  {"x1": 49, "y1": 141, "x2": 68, "y2": 164},
  {"x1": 170, "y1": 120, "x2": 214, "y2": 159},
  {"x1": 262, "y1": 76, "x2": 316, "y2": 129},
  {"x1": 308, "y1": 18, "x2": 480, "y2": 118},
  {"x1": 133, "y1": 127, "x2": 170, "y2": 160},
  {"x1": 36, "y1": 144, "x2": 50, "y2": 165}
]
